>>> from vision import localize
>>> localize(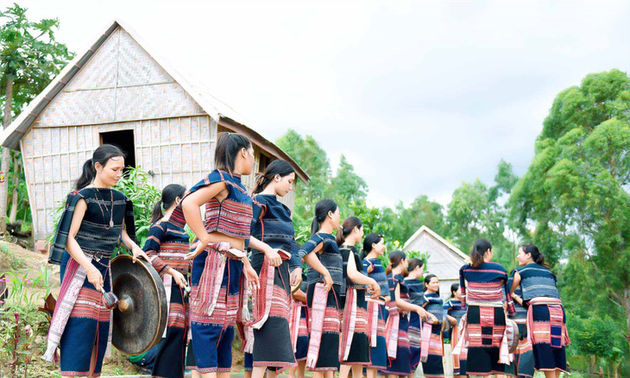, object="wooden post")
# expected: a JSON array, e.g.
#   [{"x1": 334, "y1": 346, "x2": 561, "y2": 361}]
[
  {"x1": 0, "y1": 273, "x2": 8, "y2": 307},
  {"x1": 8, "y1": 152, "x2": 20, "y2": 224}
]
